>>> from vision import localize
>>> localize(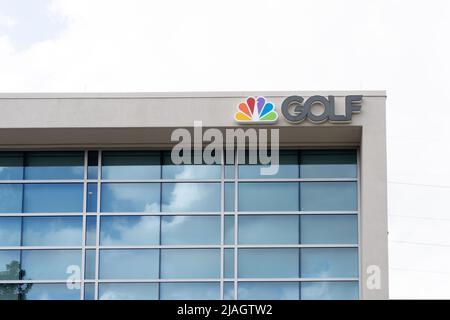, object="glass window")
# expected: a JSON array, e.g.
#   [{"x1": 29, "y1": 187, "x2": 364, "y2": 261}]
[
  {"x1": 25, "y1": 284, "x2": 80, "y2": 300},
  {"x1": 162, "y1": 183, "x2": 220, "y2": 212},
  {"x1": 101, "y1": 183, "x2": 160, "y2": 212},
  {"x1": 161, "y1": 216, "x2": 219, "y2": 245},
  {"x1": 84, "y1": 283, "x2": 95, "y2": 300},
  {"x1": 238, "y1": 249, "x2": 299, "y2": 278},
  {"x1": 301, "y1": 215, "x2": 358, "y2": 244},
  {"x1": 99, "y1": 283, "x2": 158, "y2": 300},
  {"x1": 224, "y1": 249, "x2": 234, "y2": 279},
  {"x1": 102, "y1": 151, "x2": 161, "y2": 180},
  {"x1": 225, "y1": 183, "x2": 234, "y2": 212},
  {"x1": 238, "y1": 183, "x2": 299, "y2": 211},
  {"x1": 300, "y1": 150, "x2": 357, "y2": 178},
  {"x1": 301, "y1": 281, "x2": 359, "y2": 300},
  {"x1": 301, "y1": 248, "x2": 359, "y2": 278},
  {"x1": 224, "y1": 215, "x2": 234, "y2": 245},
  {"x1": 238, "y1": 282, "x2": 299, "y2": 300},
  {"x1": 160, "y1": 249, "x2": 220, "y2": 279},
  {"x1": 0, "y1": 152, "x2": 23, "y2": 180},
  {"x1": 0, "y1": 184, "x2": 23, "y2": 213},
  {"x1": 23, "y1": 184, "x2": 83, "y2": 213},
  {"x1": 0, "y1": 284, "x2": 20, "y2": 300},
  {"x1": 87, "y1": 183, "x2": 97, "y2": 213},
  {"x1": 24, "y1": 152, "x2": 84, "y2": 180},
  {"x1": 99, "y1": 249, "x2": 159, "y2": 280},
  {"x1": 87, "y1": 151, "x2": 98, "y2": 180},
  {"x1": 21, "y1": 250, "x2": 81, "y2": 280},
  {"x1": 224, "y1": 282, "x2": 234, "y2": 300},
  {"x1": 86, "y1": 216, "x2": 97, "y2": 246},
  {"x1": 0, "y1": 217, "x2": 21, "y2": 246},
  {"x1": 160, "y1": 282, "x2": 220, "y2": 300},
  {"x1": 85, "y1": 250, "x2": 95, "y2": 280},
  {"x1": 238, "y1": 151, "x2": 299, "y2": 179},
  {"x1": 300, "y1": 182, "x2": 357, "y2": 211},
  {"x1": 0, "y1": 250, "x2": 21, "y2": 280},
  {"x1": 101, "y1": 216, "x2": 160, "y2": 246},
  {"x1": 162, "y1": 153, "x2": 221, "y2": 179},
  {"x1": 22, "y1": 216, "x2": 82, "y2": 246},
  {"x1": 239, "y1": 215, "x2": 299, "y2": 244},
  {"x1": 224, "y1": 165, "x2": 234, "y2": 179}
]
